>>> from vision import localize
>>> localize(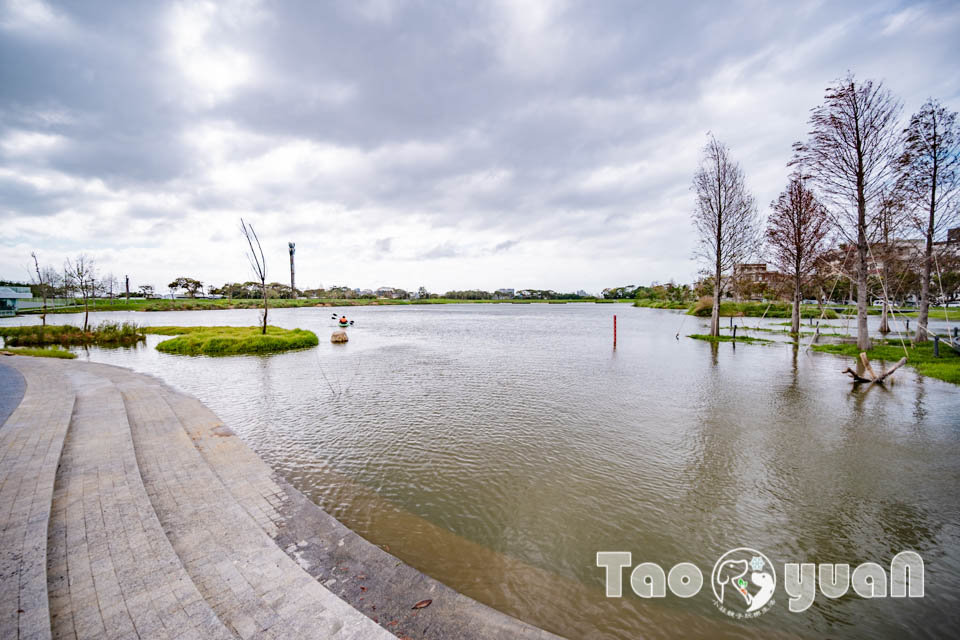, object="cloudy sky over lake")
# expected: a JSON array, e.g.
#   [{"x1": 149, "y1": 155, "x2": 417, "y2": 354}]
[{"x1": 2, "y1": 0, "x2": 958, "y2": 294}]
